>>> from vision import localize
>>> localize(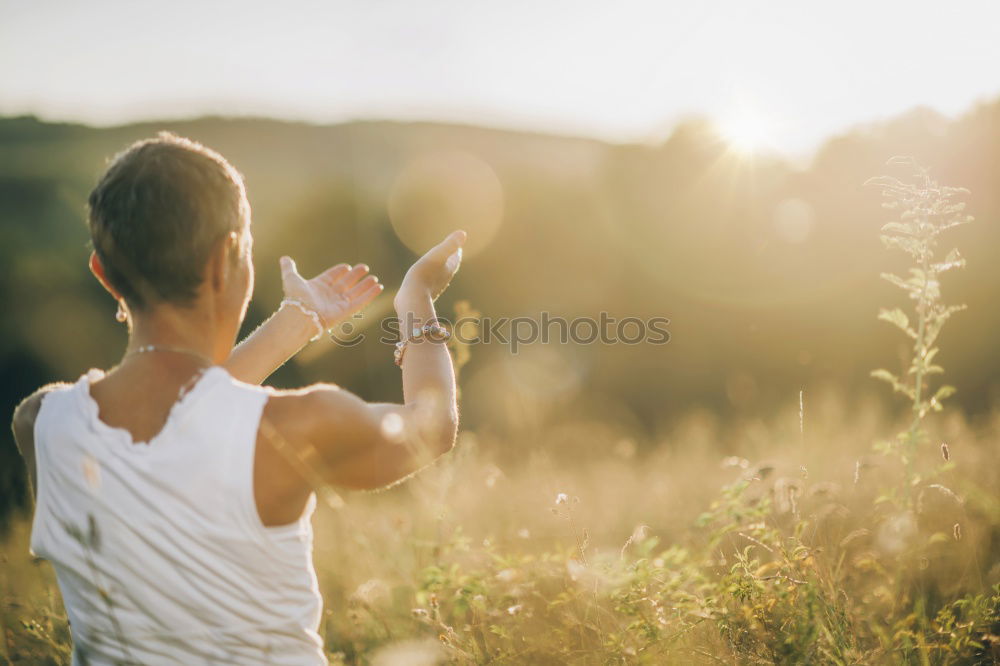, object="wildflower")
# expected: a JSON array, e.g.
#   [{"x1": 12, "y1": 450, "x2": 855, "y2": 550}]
[{"x1": 722, "y1": 456, "x2": 749, "y2": 469}]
